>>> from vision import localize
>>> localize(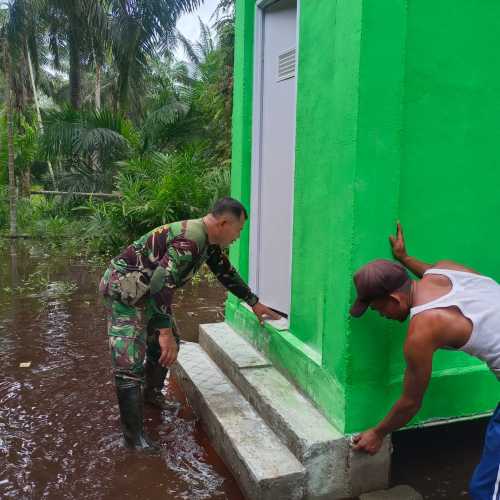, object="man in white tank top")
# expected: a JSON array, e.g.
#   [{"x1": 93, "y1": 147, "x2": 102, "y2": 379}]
[{"x1": 349, "y1": 223, "x2": 500, "y2": 500}]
